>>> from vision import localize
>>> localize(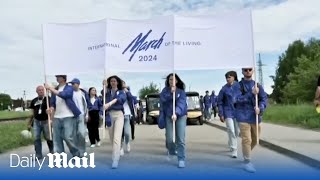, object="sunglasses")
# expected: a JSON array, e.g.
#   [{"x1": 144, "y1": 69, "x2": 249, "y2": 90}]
[{"x1": 243, "y1": 68, "x2": 252, "y2": 72}]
